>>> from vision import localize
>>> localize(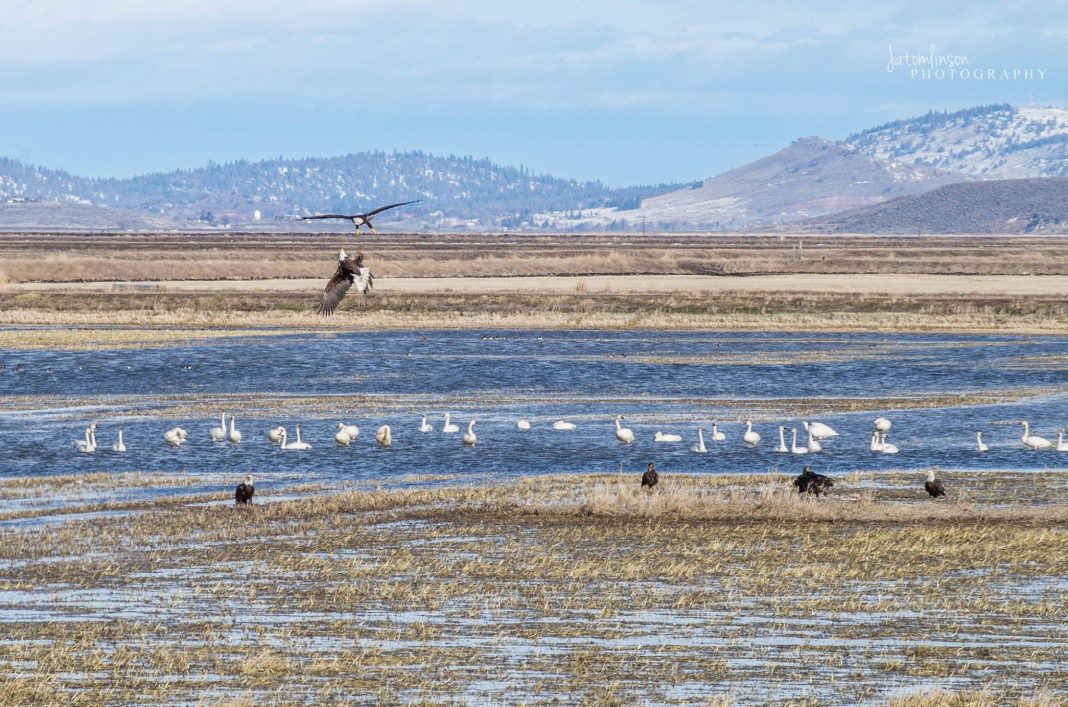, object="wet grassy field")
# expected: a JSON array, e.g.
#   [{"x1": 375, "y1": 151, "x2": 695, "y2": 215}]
[{"x1": 1, "y1": 471, "x2": 1066, "y2": 705}]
